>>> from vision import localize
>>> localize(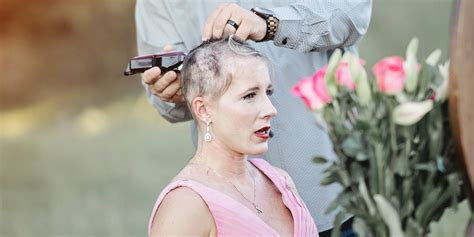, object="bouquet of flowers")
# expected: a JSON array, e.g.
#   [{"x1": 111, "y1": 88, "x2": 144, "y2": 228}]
[{"x1": 292, "y1": 39, "x2": 466, "y2": 236}]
